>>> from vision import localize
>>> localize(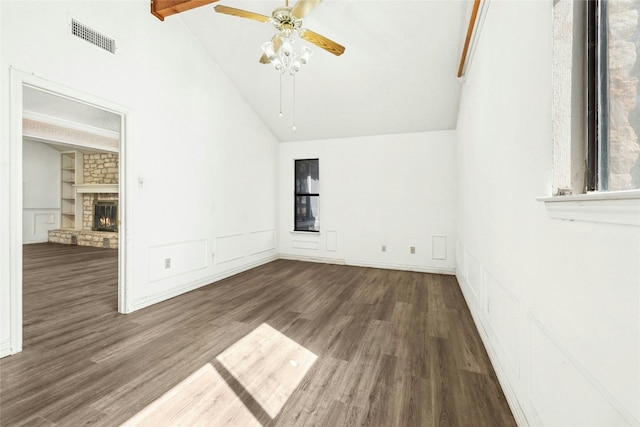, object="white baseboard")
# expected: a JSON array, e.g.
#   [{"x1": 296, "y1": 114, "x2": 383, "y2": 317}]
[
  {"x1": 279, "y1": 254, "x2": 456, "y2": 276},
  {"x1": 279, "y1": 254, "x2": 346, "y2": 265},
  {"x1": 132, "y1": 255, "x2": 279, "y2": 312}
]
